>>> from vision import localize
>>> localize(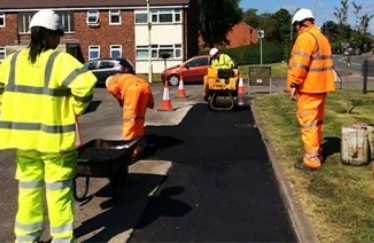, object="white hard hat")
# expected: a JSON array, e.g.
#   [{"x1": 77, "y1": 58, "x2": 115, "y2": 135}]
[
  {"x1": 209, "y1": 48, "x2": 219, "y2": 57},
  {"x1": 29, "y1": 9, "x2": 64, "y2": 32},
  {"x1": 292, "y1": 8, "x2": 314, "y2": 25},
  {"x1": 105, "y1": 76, "x2": 114, "y2": 88}
]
